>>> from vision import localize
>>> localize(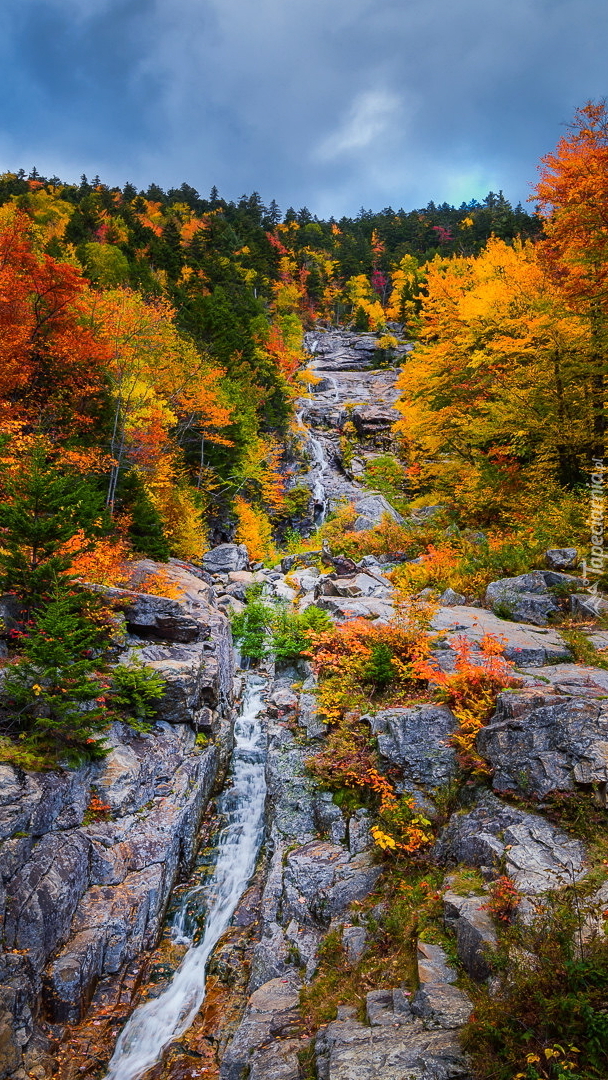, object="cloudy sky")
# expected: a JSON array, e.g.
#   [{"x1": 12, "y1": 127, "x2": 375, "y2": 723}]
[{"x1": 1, "y1": 0, "x2": 606, "y2": 217}]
